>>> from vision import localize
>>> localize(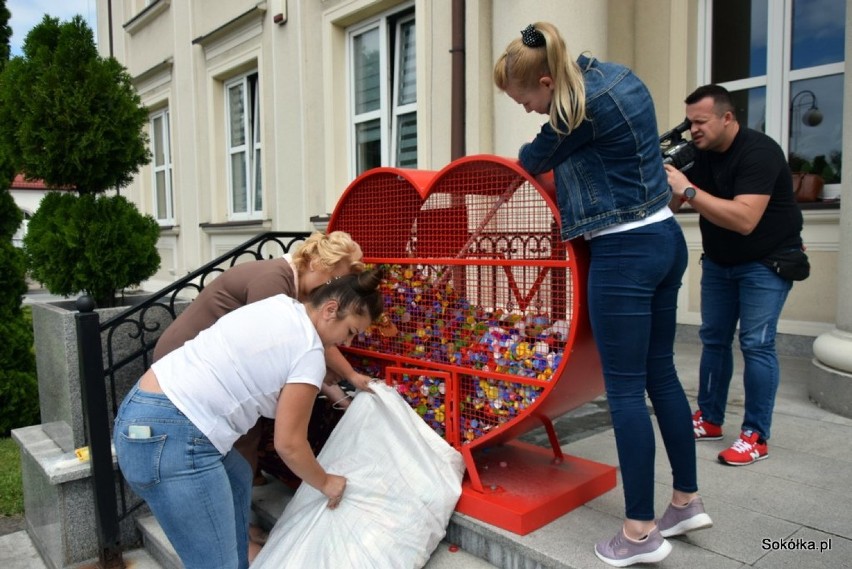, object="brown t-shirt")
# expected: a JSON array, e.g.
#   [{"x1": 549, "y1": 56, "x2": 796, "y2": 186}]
[{"x1": 153, "y1": 258, "x2": 298, "y2": 361}]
